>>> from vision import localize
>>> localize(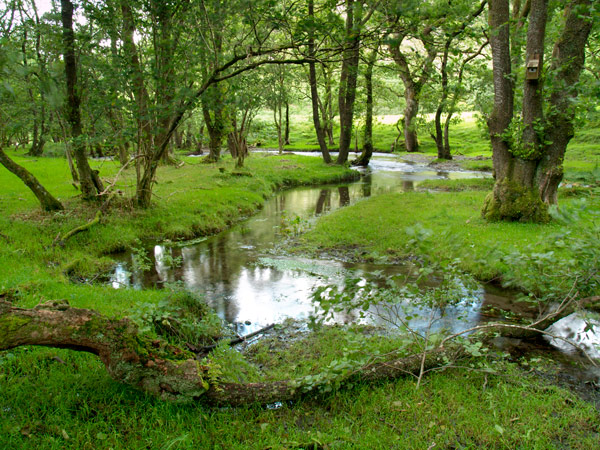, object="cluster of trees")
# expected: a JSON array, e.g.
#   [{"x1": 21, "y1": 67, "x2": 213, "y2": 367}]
[{"x1": 0, "y1": 0, "x2": 597, "y2": 219}]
